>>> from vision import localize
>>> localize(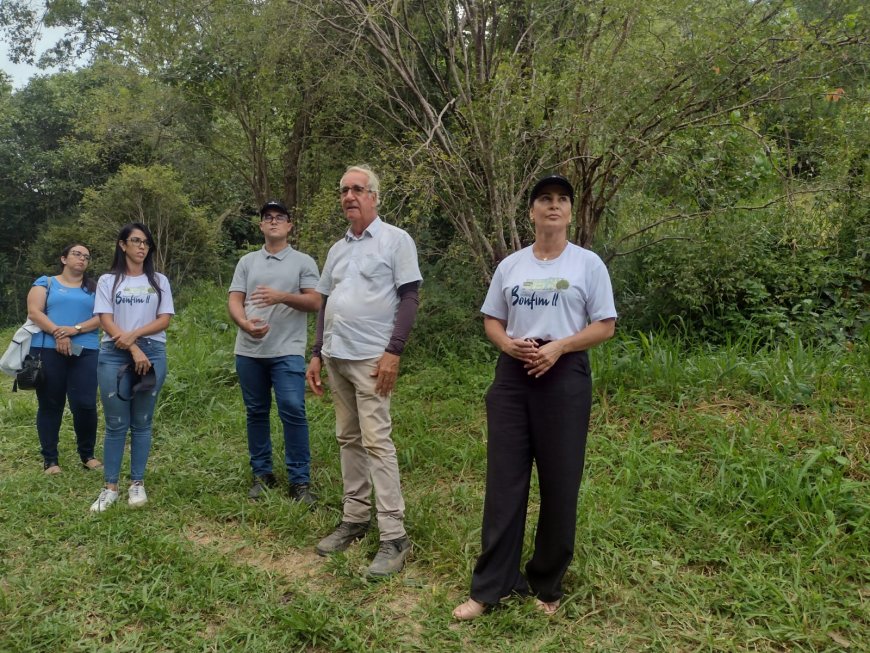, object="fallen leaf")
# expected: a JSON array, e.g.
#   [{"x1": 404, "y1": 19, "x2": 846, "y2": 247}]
[{"x1": 827, "y1": 631, "x2": 851, "y2": 648}]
